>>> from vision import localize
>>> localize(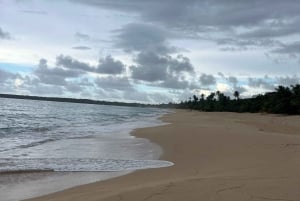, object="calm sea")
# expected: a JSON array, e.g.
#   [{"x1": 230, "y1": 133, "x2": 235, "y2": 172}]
[{"x1": 0, "y1": 98, "x2": 172, "y2": 201}]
